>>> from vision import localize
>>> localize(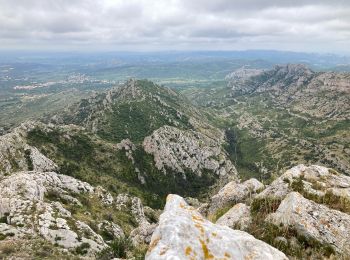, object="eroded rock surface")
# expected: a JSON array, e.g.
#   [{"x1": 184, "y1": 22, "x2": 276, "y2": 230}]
[
  {"x1": 216, "y1": 203, "x2": 251, "y2": 230},
  {"x1": 0, "y1": 171, "x2": 106, "y2": 255},
  {"x1": 143, "y1": 126, "x2": 237, "y2": 179},
  {"x1": 257, "y1": 164, "x2": 350, "y2": 206},
  {"x1": 146, "y1": 194, "x2": 287, "y2": 260},
  {"x1": 0, "y1": 122, "x2": 57, "y2": 176},
  {"x1": 267, "y1": 192, "x2": 350, "y2": 255},
  {"x1": 207, "y1": 178, "x2": 264, "y2": 216}
]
